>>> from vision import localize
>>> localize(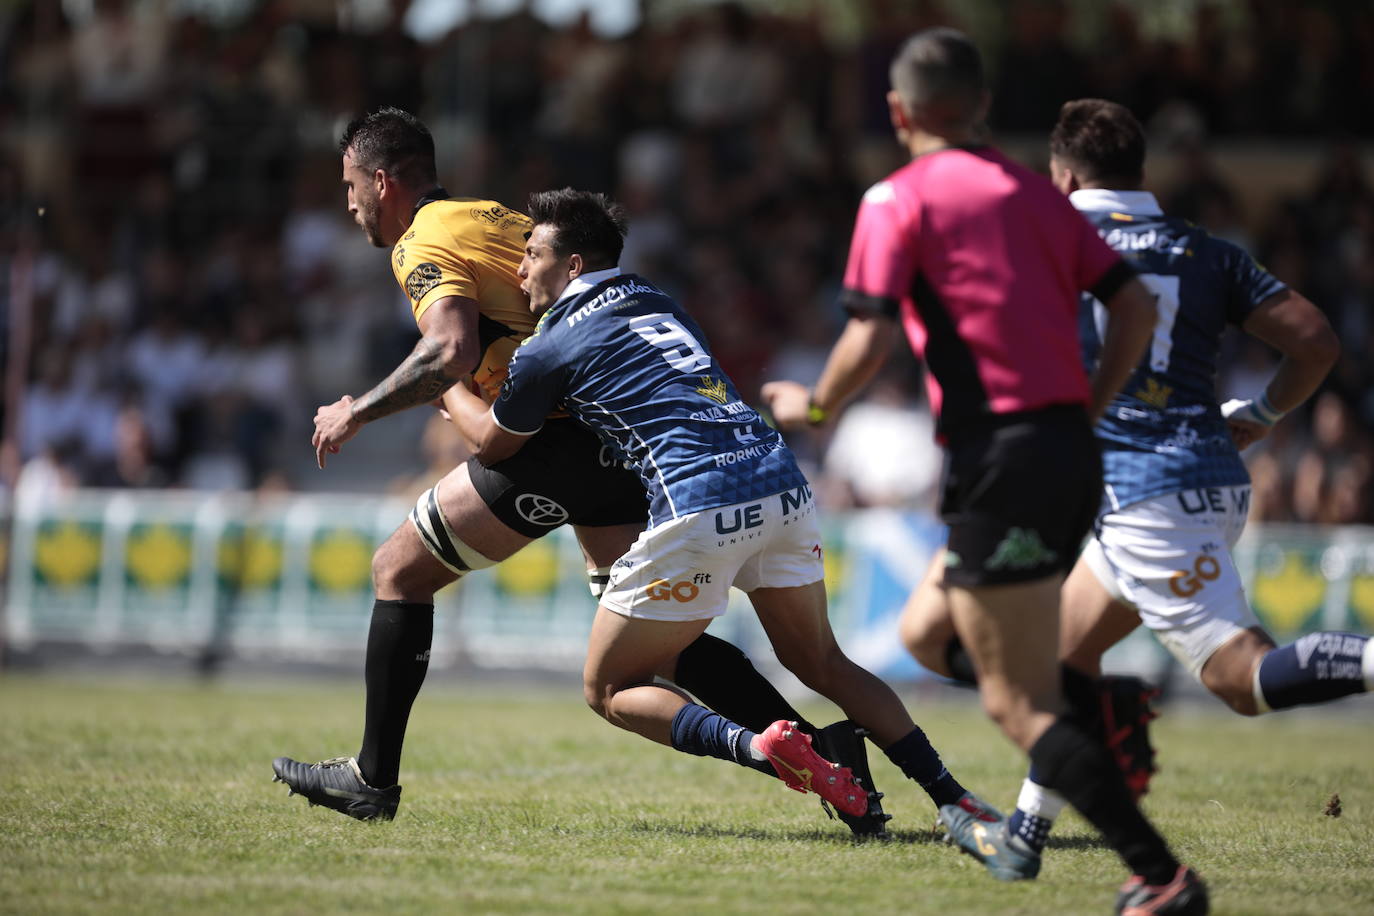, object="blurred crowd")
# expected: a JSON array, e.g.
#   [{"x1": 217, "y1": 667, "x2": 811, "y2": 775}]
[{"x1": 2, "y1": 0, "x2": 1372, "y2": 524}]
